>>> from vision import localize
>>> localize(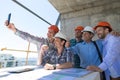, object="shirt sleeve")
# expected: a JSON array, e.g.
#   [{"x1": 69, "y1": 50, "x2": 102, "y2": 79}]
[
  {"x1": 15, "y1": 29, "x2": 46, "y2": 45},
  {"x1": 41, "y1": 51, "x2": 51, "y2": 66},
  {"x1": 99, "y1": 35, "x2": 120, "y2": 71},
  {"x1": 66, "y1": 49, "x2": 74, "y2": 64},
  {"x1": 68, "y1": 44, "x2": 80, "y2": 55}
]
